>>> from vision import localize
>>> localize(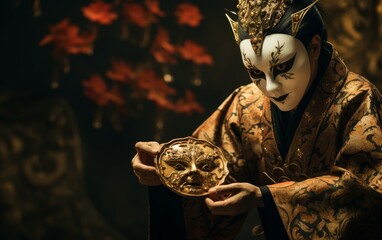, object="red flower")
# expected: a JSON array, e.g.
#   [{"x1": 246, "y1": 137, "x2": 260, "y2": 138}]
[
  {"x1": 122, "y1": 2, "x2": 155, "y2": 28},
  {"x1": 151, "y1": 28, "x2": 177, "y2": 64},
  {"x1": 136, "y1": 69, "x2": 177, "y2": 109},
  {"x1": 178, "y1": 40, "x2": 213, "y2": 65},
  {"x1": 136, "y1": 69, "x2": 175, "y2": 94},
  {"x1": 83, "y1": 74, "x2": 124, "y2": 107},
  {"x1": 106, "y1": 59, "x2": 134, "y2": 83},
  {"x1": 174, "y1": 90, "x2": 204, "y2": 115},
  {"x1": 39, "y1": 18, "x2": 96, "y2": 57},
  {"x1": 145, "y1": 0, "x2": 165, "y2": 17},
  {"x1": 147, "y1": 91, "x2": 175, "y2": 110},
  {"x1": 107, "y1": 85, "x2": 125, "y2": 106},
  {"x1": 175, "y1": 3, "x2": 203, "y2": 27},
  {"x1": 82, "y1": 1, "x2": 118, "y2": 25}
]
